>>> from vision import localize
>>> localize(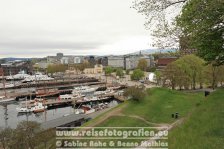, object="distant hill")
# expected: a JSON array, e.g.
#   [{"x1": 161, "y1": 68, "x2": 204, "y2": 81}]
[
  {"x1": 131, "y1": 49, "x2": 177, "y2": 55},
  {"x1": 0, "y1": 57, "x2": 31, "y2": 62}
]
